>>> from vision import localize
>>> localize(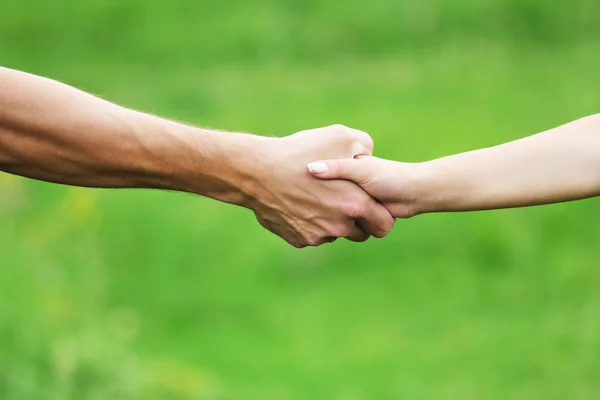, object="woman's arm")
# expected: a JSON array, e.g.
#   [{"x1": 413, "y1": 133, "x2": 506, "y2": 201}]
[{"x1": 308, "y1": 115, "x2": 600, "y2": 218}]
